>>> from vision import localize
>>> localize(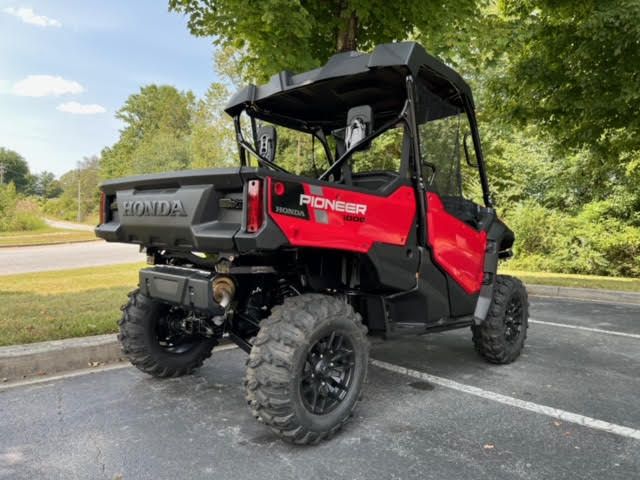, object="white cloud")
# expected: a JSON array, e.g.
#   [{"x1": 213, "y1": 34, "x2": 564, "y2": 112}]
[
  {"x1": 12, "y1": 75, "x2": 84, "y2": 97},
  {"x1": 57, "y1": 101, "x2": 106, "y2": 115},
  {"x1": 3, "y1": 6, "x2": 61, "y2": 27}
]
